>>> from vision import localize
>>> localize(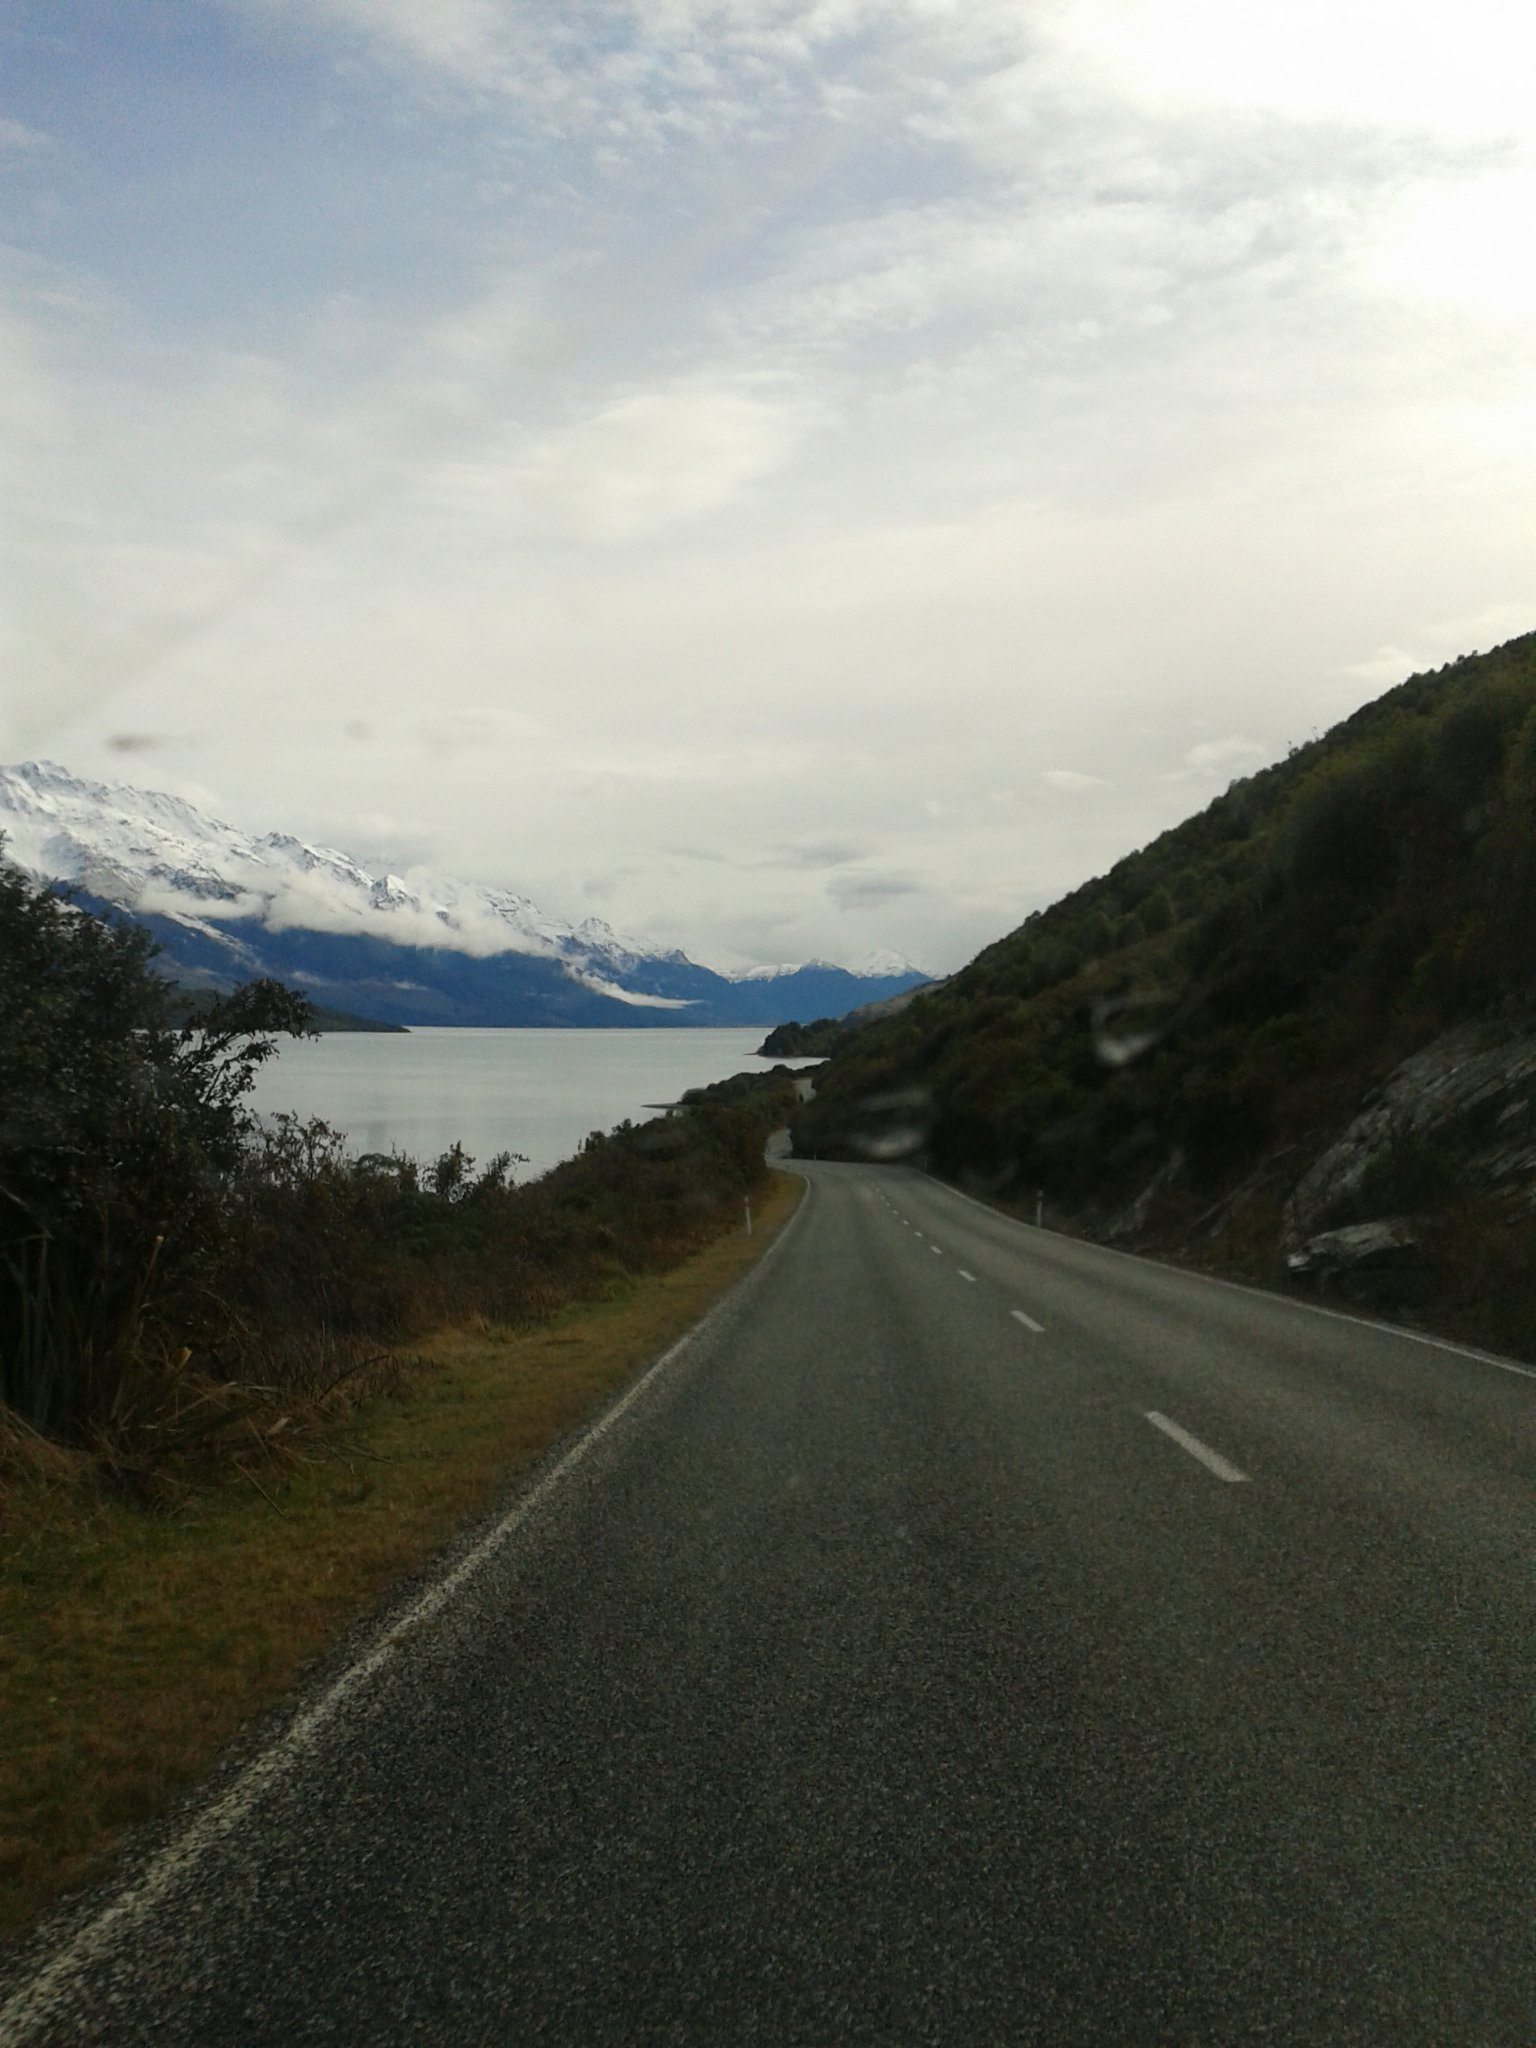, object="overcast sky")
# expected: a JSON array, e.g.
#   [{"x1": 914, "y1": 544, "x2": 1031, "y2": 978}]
[{"x1": 3, "y1": 1, "x2": 1532, "y2": 972}]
